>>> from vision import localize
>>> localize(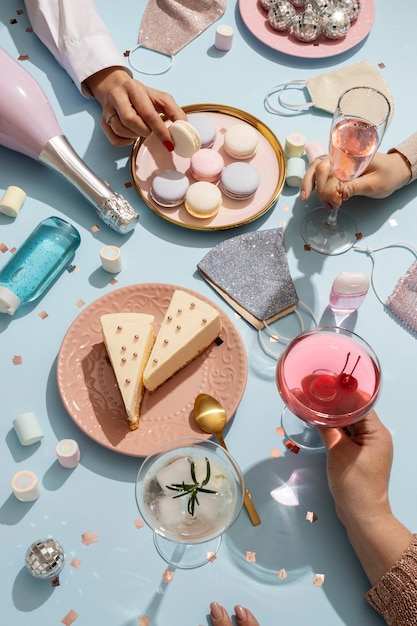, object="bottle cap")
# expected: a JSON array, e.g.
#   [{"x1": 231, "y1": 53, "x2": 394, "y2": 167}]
[
  {"x1": 284, "y1": 133, "x2": 307, "y2": 158},
  {"x1": 0, "y1": 285, "x2": 21, "y2": 315},
  {"x1": 215, "y1": 24, "x2": 234, "y2": 51},
  {"x1": 11, "y1": 470, "x2": 41, "y2": 502},
  {"x1": 0, "y1": 186, "x2": 27, "y2": 217},
  {"x1": 100, "y1": 245, "x2": 122, "y2": 273},
  {"x1": 305, "y1": 141, "x2": 326, "y2": 163},
  {"x1": 55, "y1": 439, "x2": 81, "y2": 468},
  {"x1": 13, "y1": 412, "x2": 45, "y2": 446},
  {"x1": 286, "y1": 157, "x2": 306, "y2": 188},
  {"x1": 332, "y1": 272, "x2": 370, "y2": 295}
]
